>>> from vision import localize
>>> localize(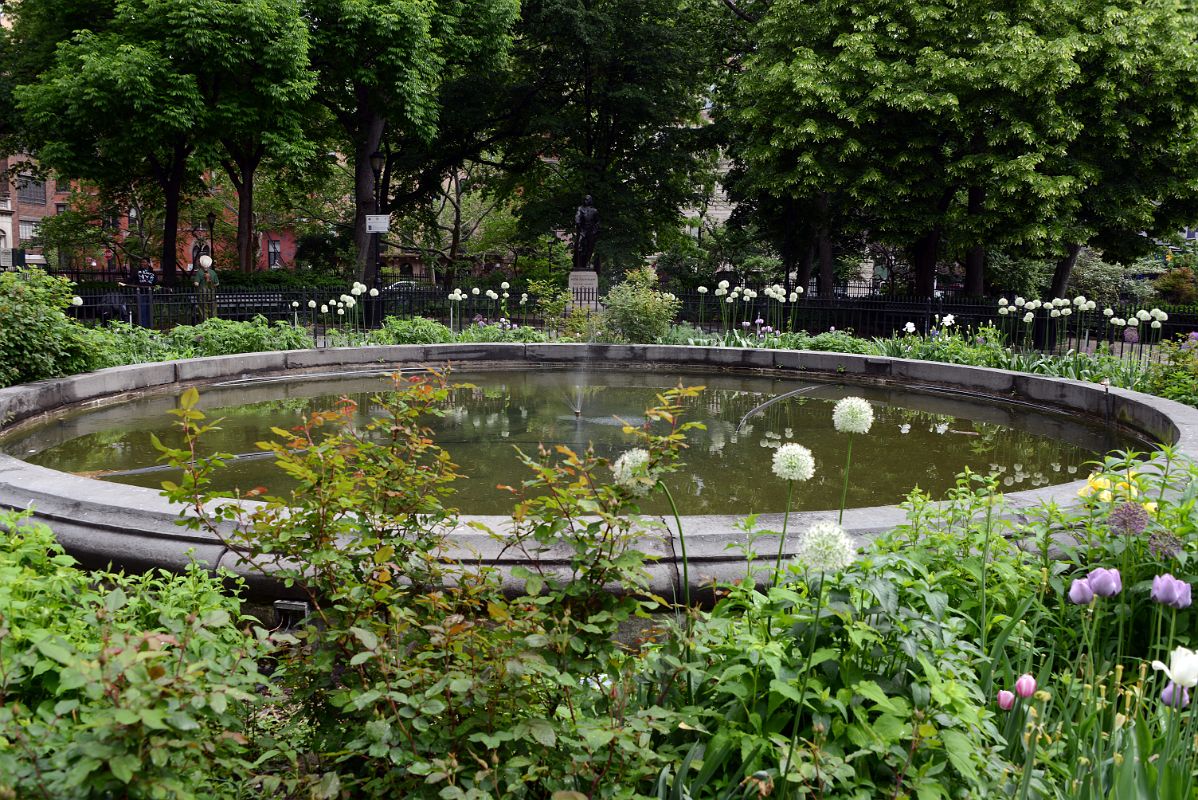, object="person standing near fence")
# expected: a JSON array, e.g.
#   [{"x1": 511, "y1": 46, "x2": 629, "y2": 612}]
[
  {"x1": 193, "y1": 254, "x2": 219, "y2": 320},
  {"x1": 135, "y1": 261, "x2": 156, "y2": 327}
]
